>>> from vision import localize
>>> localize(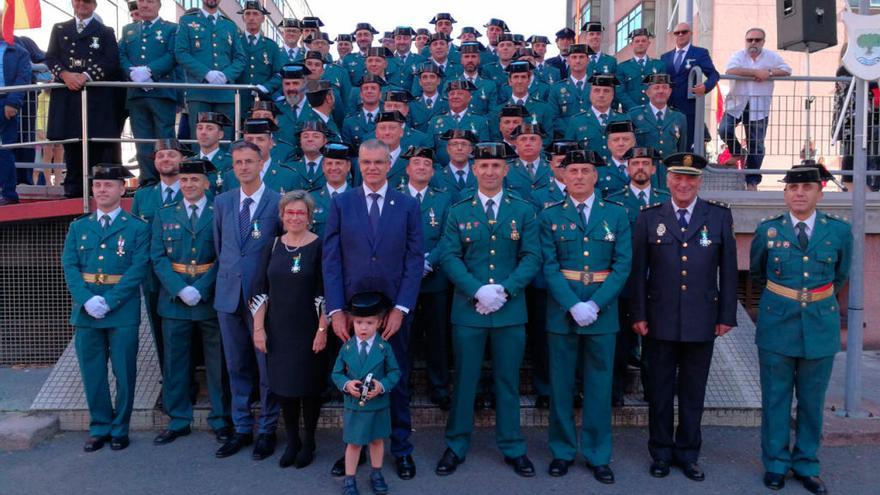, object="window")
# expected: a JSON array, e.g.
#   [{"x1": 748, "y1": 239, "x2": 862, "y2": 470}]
[
  {"x1": 176, "y1": 0, "x2": 201, "y2": 11},
  {"x1": 579, "y1": 1, "x2": 592, "y2": 27},
  {"x1": 616, "y1": 4, "x2": 643, "y2": 51}
]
